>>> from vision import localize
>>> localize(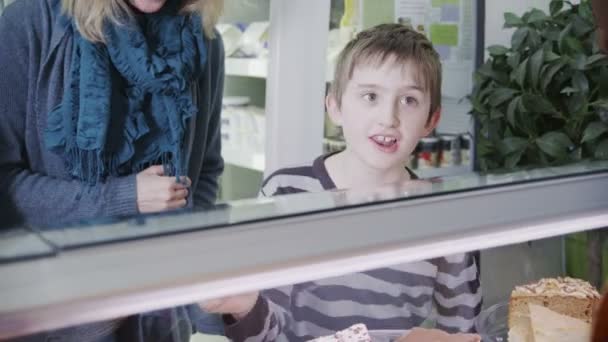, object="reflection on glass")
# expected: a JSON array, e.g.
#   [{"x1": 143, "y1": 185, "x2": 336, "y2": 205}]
[
  {"x1": 23, "y1": 158, "x2": 608, "y2": 253},
  {"x1": 0, "y1": 228, "x2": 55, "y2": 263},
  {"x1": 0, "y1": 0, "x2": 606, "y2": 236}
]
